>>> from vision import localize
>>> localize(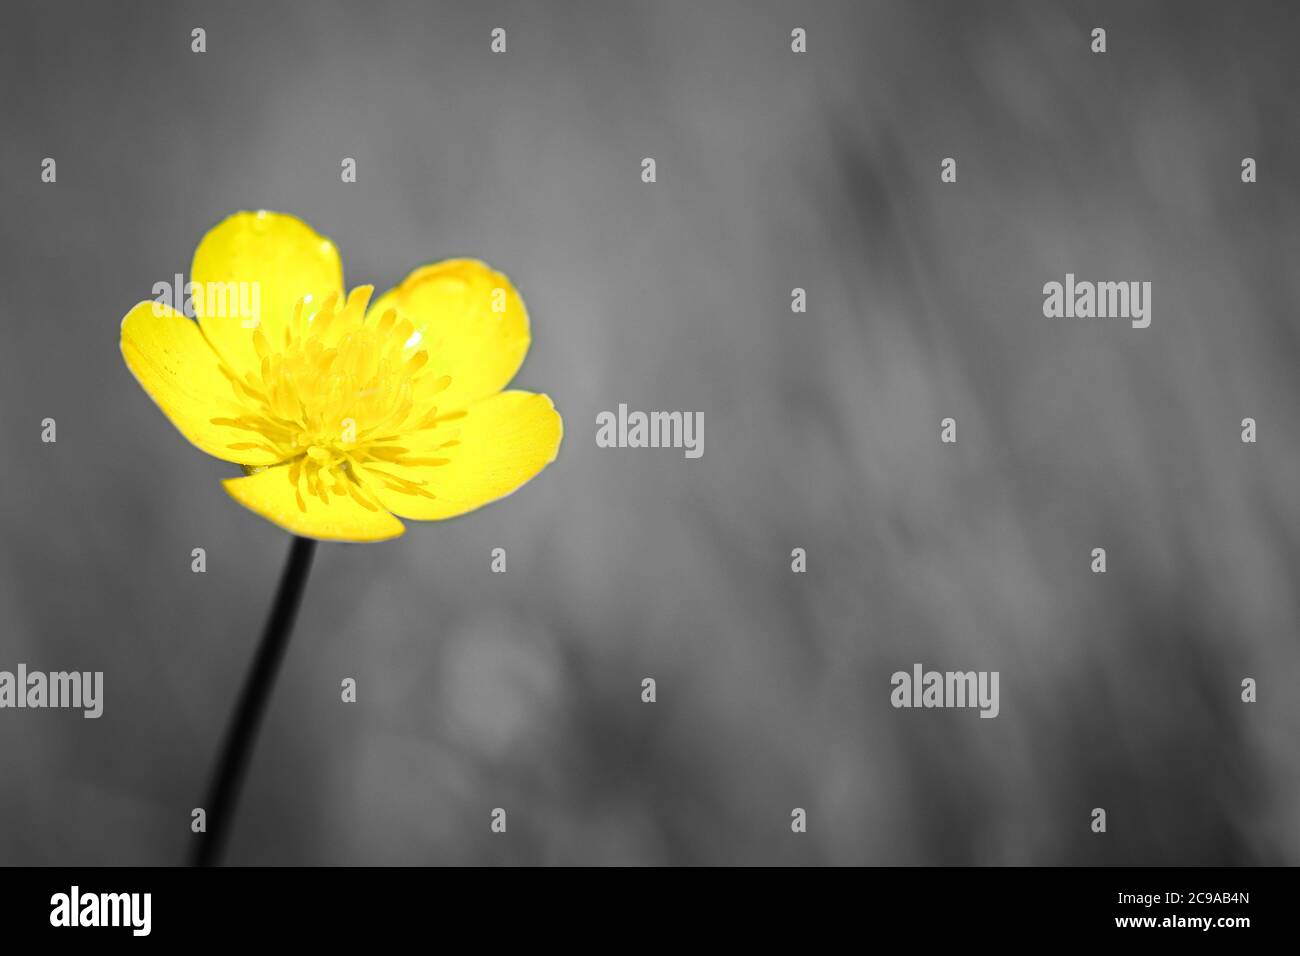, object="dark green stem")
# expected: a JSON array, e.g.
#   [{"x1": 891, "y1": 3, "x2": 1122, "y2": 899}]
[{"x1": 192, "y1": 535, "x2": 317, "y2": 866}]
